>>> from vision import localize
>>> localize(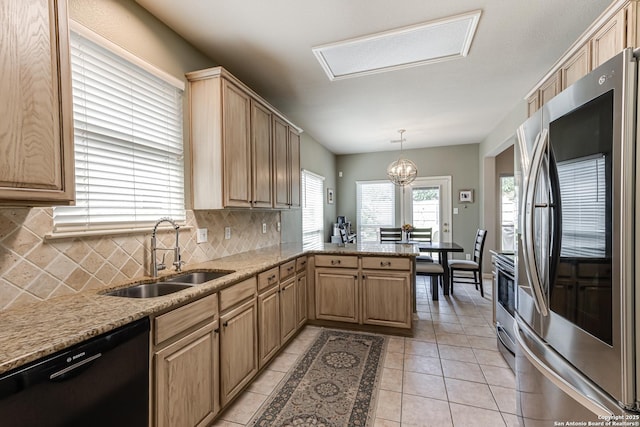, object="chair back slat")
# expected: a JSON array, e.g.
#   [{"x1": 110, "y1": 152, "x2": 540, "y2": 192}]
[
  {"x1": 473, "y1": 229, "x2": 487, "y2": 265},
  {"x1": 410, "y1": 228, "x2": 432, "y2": 243},
  {"x1": 380, "y1": 227, "x2": 402, "y2": 242}
]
